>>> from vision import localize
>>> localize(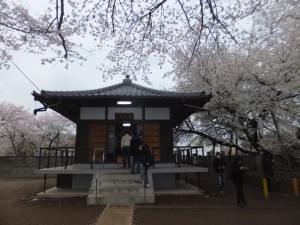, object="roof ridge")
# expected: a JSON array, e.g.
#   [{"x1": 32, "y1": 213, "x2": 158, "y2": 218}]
[{"x1": 38, "y1": 79, "x2": 207, "y2": 97}]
